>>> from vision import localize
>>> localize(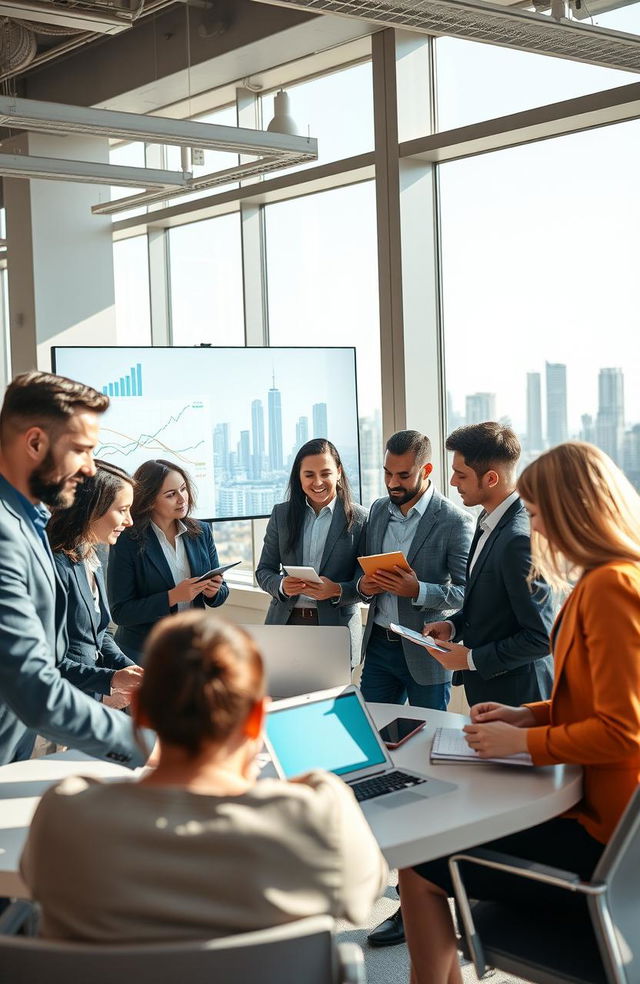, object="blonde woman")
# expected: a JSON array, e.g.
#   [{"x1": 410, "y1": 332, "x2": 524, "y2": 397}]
[{"x1": 401, "y1": 442, "x2": 640, "y2": 984}]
